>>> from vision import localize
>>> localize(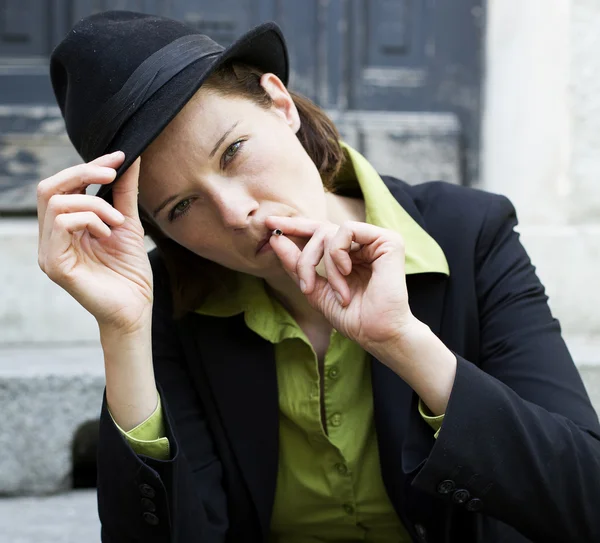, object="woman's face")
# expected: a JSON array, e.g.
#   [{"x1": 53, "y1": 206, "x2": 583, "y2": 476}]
[{"x1": 138, "y1": 73, "x2": 328, "y2": 279}]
